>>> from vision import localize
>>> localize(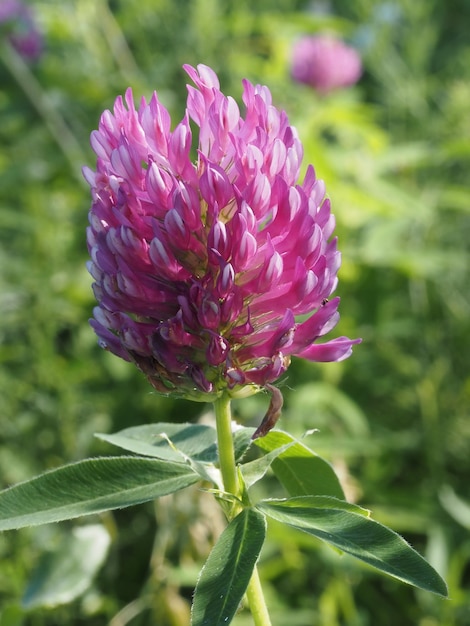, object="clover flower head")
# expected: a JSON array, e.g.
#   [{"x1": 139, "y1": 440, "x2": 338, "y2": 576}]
[
  {"x1": 291, "y1": 35, "x2": 362, "y2": 93},
  {"x1": 84, "y1": 64, "x2": 360, "y2": 401},
  {"x1": 0, "y1": 0, "x2": 43, "y2": 61}
]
